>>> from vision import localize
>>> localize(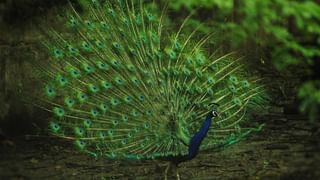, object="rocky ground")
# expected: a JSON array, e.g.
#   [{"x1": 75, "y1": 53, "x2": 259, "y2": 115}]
[{"x1": 1, "y1": 111, "x2": 320, "y2": 180}]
